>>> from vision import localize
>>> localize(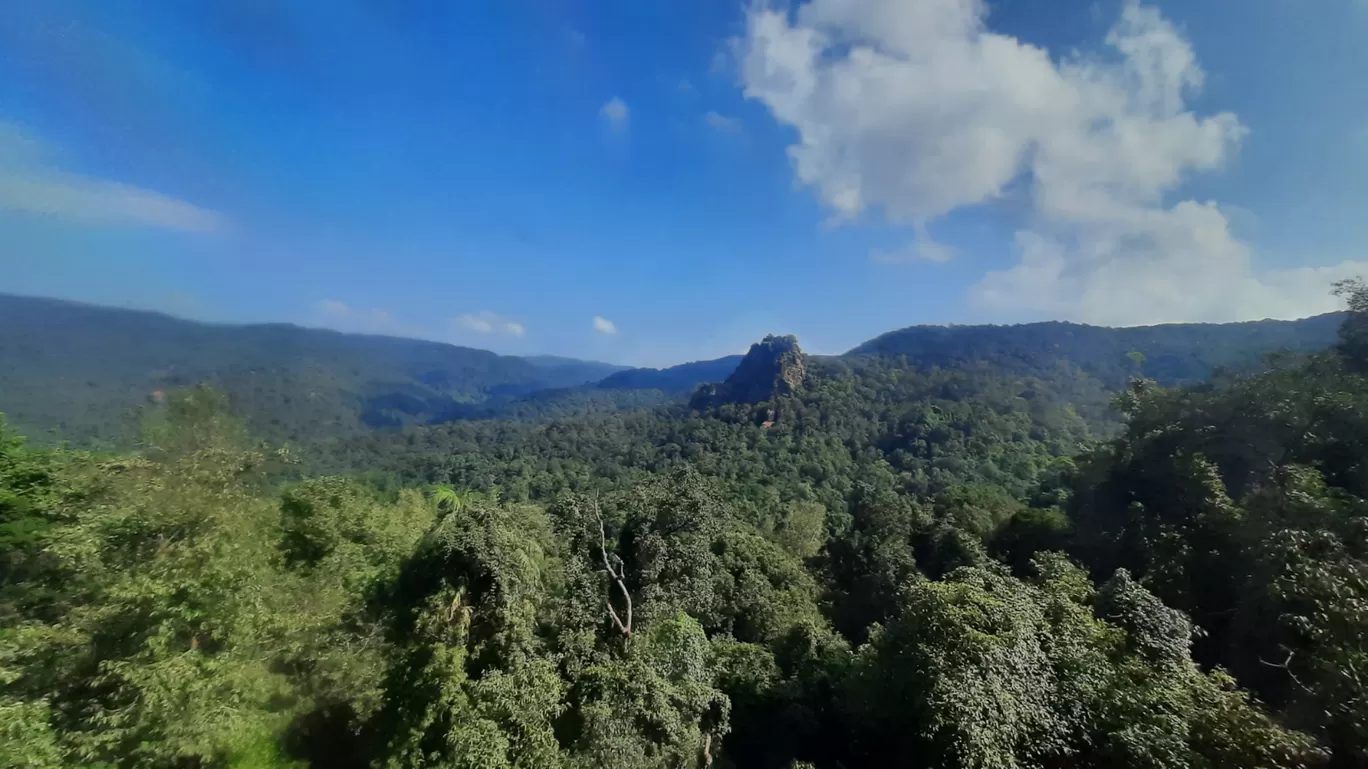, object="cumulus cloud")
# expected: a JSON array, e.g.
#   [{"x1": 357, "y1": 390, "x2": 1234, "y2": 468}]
[
  {"x1": 453, "y1": 311, "x2": 526, "y2": 337},
  {"x1": 704, "y1": 111, "x2": 742, "y2": 132},
  {"x1": 600, "y1": 98, "x2": 630, "y2": 131},
  {"x1": 0, "y1": 121, "x2": 224, "y2": 234},
  {"x1": 740, "y1": 0, "x2": 1365, "y2": 324},
  {"x1": 593, "y1": 316, "x2": 618, "y2": 335}
]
